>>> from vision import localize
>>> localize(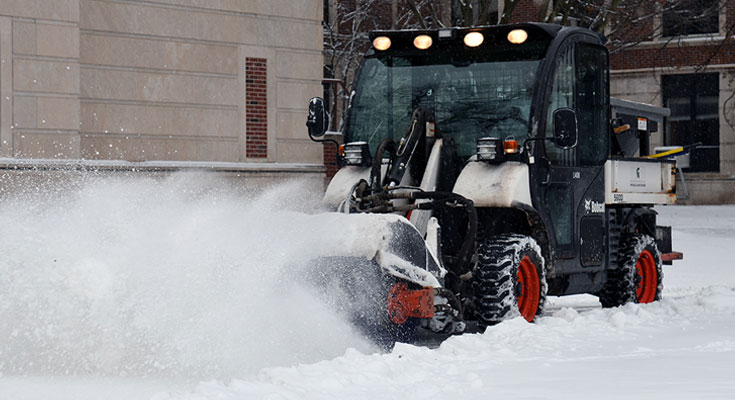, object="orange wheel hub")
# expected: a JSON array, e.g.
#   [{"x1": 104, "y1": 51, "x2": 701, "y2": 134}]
[
  {"x1": 516, "y1": 255, "x2": 540, "y2": 322},
  {"x1": 635, "y1": 249, "x2": 658, "y2": 303}
]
